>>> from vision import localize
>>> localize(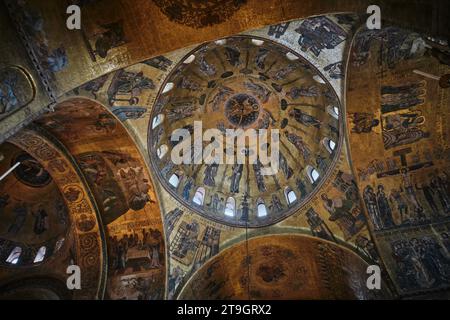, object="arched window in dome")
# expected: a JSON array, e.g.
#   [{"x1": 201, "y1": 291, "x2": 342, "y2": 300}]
[
  {"x1": 193, "y1": 187, "x2": 206, "y2": 206},
  {"x1": 224, "y1": 197, "x2": 235, "y2": 217},
  {"x1": 286, "y1": 52, "x2": 299, "y2": 61},
  {"x1": 327, "y1": 105, "x2": 339, "y2": 119},
  {"x1": 33, "y1": 246, "x2": 47, "y2": 263},
  {"x1": 322, "y1": 138, "x2": 336, "y2": 153},
  {"x1": 257, "y1": 200, "x2": 267, "y2": 217},
  {"x1": 157, "y1": 144, "x2": 168, "y2": 159},
  {"x1": 306, "y1": 166, "x2": 320, "y2": 184},
  {"x1": 162, "y1": 82, "x2": 174, "y2": 94},
  {"x1": 152, "y1": 114, "x2": 164, "y2": 129},
  {"x1": 328, "y1": 139, "x2": 336, "y2": 151},
  {"x1": 168, "y1": 173, "x2": 180, "y2": 188},
  {"x1": 6, "y1": 246, "x2": 22, "y2": 265},
  {"x1": 214, "y1": 39, "x2": 227, "y2": 45},
  {"x1": 285, "y1": 188, "x2": 297, "y2": 205},
  {"x1": 183, "y1": 54, "x2": 196, "y2": 64},
  {"x1": 333, "y1": 106, "x2": 340, "y2": 116}
]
